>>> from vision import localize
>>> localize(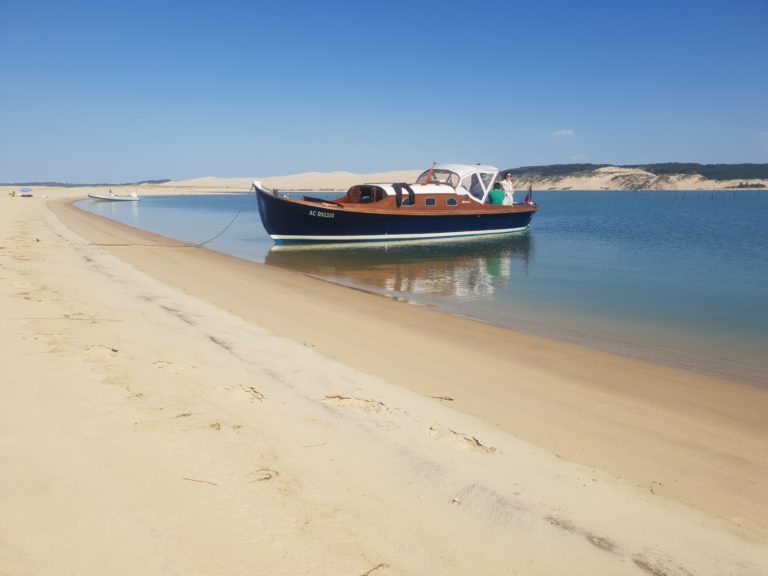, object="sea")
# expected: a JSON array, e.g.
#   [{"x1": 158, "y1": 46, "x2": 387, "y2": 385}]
[{"x1": 77, "y1": 189, "x2": 768, "y2": 385}]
